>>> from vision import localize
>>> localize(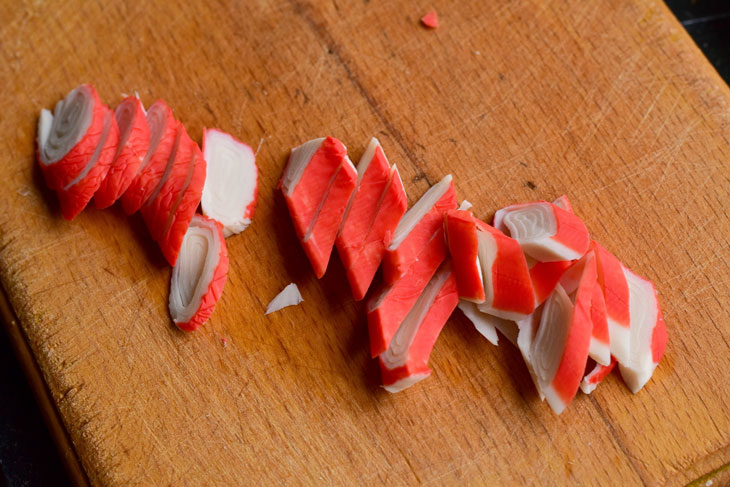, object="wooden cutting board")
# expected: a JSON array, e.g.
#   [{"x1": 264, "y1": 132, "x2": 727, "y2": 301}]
[{"x1": 1, "y1": 0, "x2": 729, "y2": 485}]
